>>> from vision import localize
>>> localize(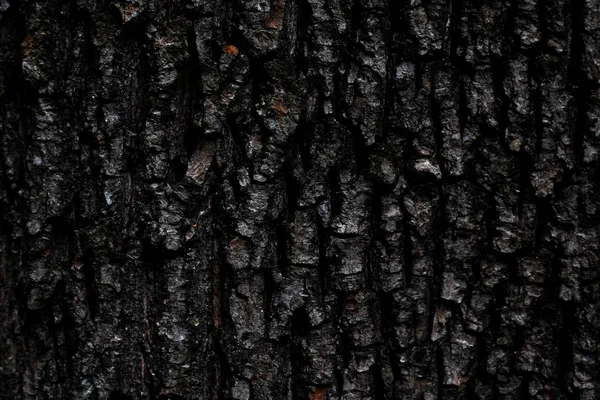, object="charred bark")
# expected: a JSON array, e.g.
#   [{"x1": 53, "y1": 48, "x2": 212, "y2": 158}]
[{"x1": 1, "y1": 0, "x2": 600, "y2": 399}]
